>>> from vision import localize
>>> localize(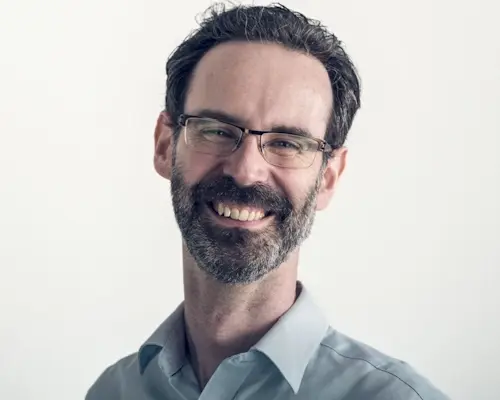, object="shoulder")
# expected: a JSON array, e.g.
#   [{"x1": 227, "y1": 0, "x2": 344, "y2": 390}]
[
  {"x1": 315, "y1": 328, "x2": 449, "y2": 400},
  {"x1": 85, "y1": 353, "x2": 141, "y2": 400}
]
